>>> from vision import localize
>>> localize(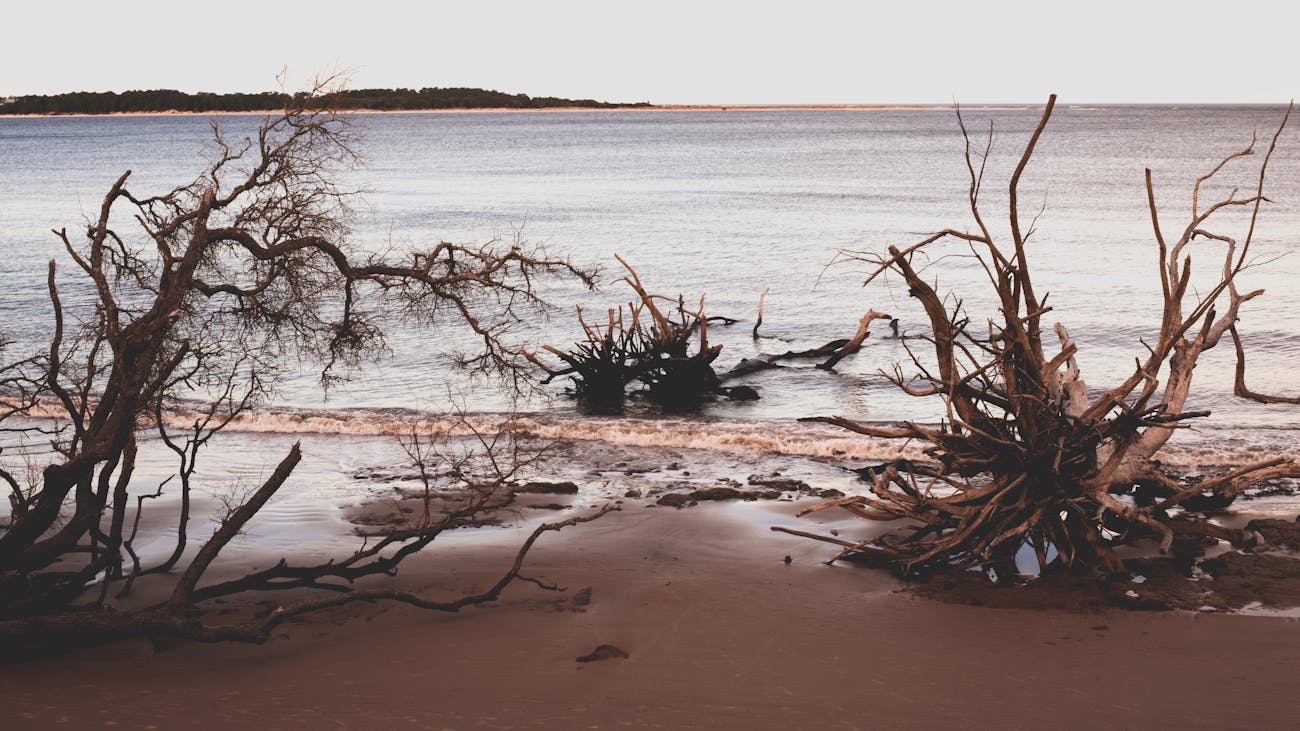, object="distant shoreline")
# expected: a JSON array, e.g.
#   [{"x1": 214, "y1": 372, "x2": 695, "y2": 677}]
[
  {"x1": 0, "y1": 104, "x2": 1003, "y2": 119},
  {"x1": 3, "y1": 103, "x2": 1284, "y2": 120}
]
